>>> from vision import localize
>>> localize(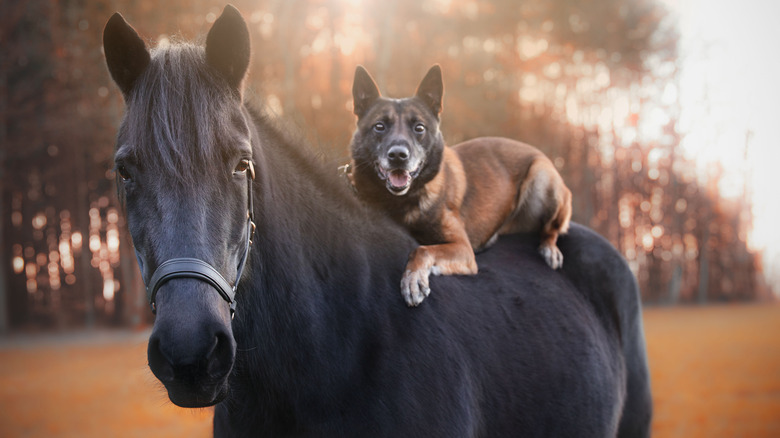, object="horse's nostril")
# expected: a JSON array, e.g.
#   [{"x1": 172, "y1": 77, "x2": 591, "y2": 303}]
[
  {"x1": 149, "y1": 329, "x2": 235, "y2": 384},
  {"x1": 148, "y1": 336, "x2": 175, "y2": 383},
  {"x1": 207, "y1": 332, "x2": 236, "y2": 378}
]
